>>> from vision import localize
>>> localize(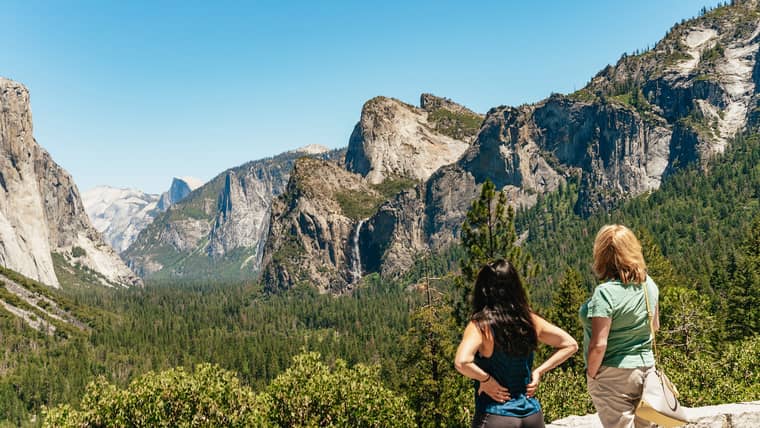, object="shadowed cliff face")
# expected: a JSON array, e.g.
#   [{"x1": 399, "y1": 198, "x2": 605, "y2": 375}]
[{"x1": 0, "y1": 78, "x2": 141, "y2": 288}]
